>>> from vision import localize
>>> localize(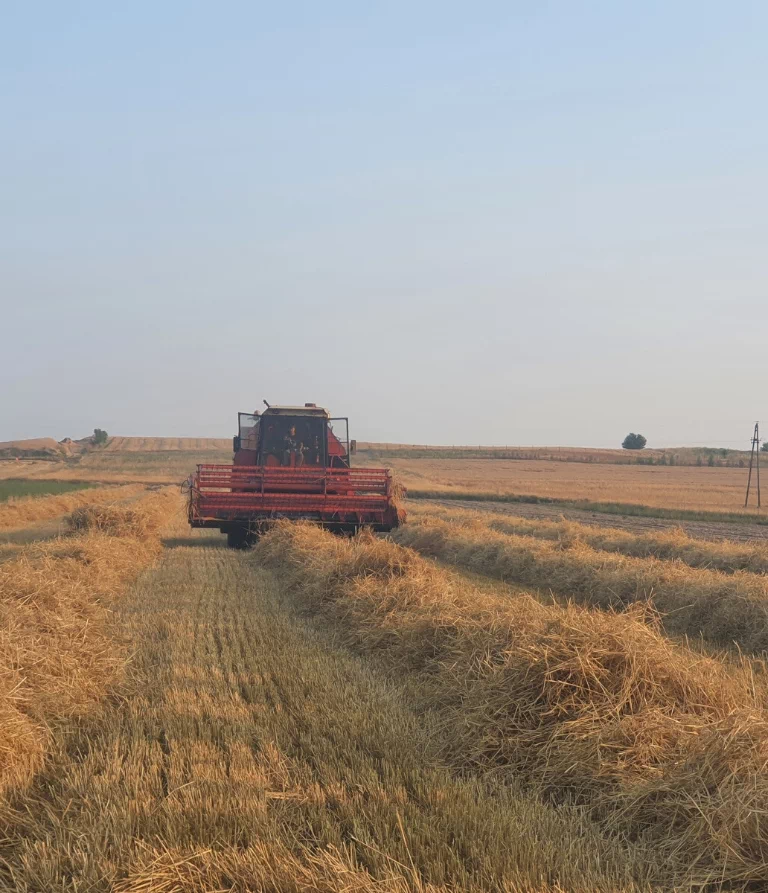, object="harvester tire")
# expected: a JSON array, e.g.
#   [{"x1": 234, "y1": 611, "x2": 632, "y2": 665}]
[{"x1": 226, "y1": 527, "x2": 250, "y2": 550}]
